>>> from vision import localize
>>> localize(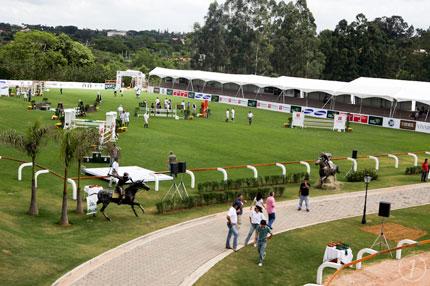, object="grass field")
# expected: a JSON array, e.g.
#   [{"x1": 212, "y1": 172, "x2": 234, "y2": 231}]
[
  {"x1": 0, "y1": 88, "x2": 429, "y2": 285},
  {"x1": 196, "y1": 205, "x2": 430, "y2": 286}
]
